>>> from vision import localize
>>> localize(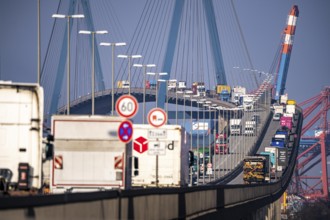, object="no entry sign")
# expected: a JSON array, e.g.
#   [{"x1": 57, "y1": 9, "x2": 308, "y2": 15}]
[{"x1": 147, "y1": 108, "x2": 167, "y2": 128}]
